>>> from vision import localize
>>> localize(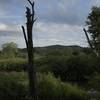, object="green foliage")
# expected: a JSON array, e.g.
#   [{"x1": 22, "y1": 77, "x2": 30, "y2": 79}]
[
  {"x1": 0, "y1": 72, "x2": 89, "y2": 100},
  {"x1": 34, "y1": 45, "x2": 86, "y2": 57},
  {"x1": 1, "y1": 42, "x2": 18, "y2": 58},
  {"x1": 86, "y1": 6, "x2": 100, "y2": 53},
  {"x1": 38, "y1": 73, "x2": 89, "y2": 100},
  {"x1": 0, "y1": 54, "x2": 100, "y2": 85},
  {"x1": 0, "y1": 72, "x2": 28, "y2": 100},
  {"x1": 0, "y1": 43, "x2": 99, "y2": 99},
  {"x1": 36, "y1": 55, "x2": 99, "y2": 84},
  {"x1": 88, "y1": 73, "x2": 100, "y2": 91},
  {"x1": 88, "y1": 72, "x2": 100, "y2": 100},
  {"x1": 0, "y1": 58, "x2": 27, "y2": 71}
]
